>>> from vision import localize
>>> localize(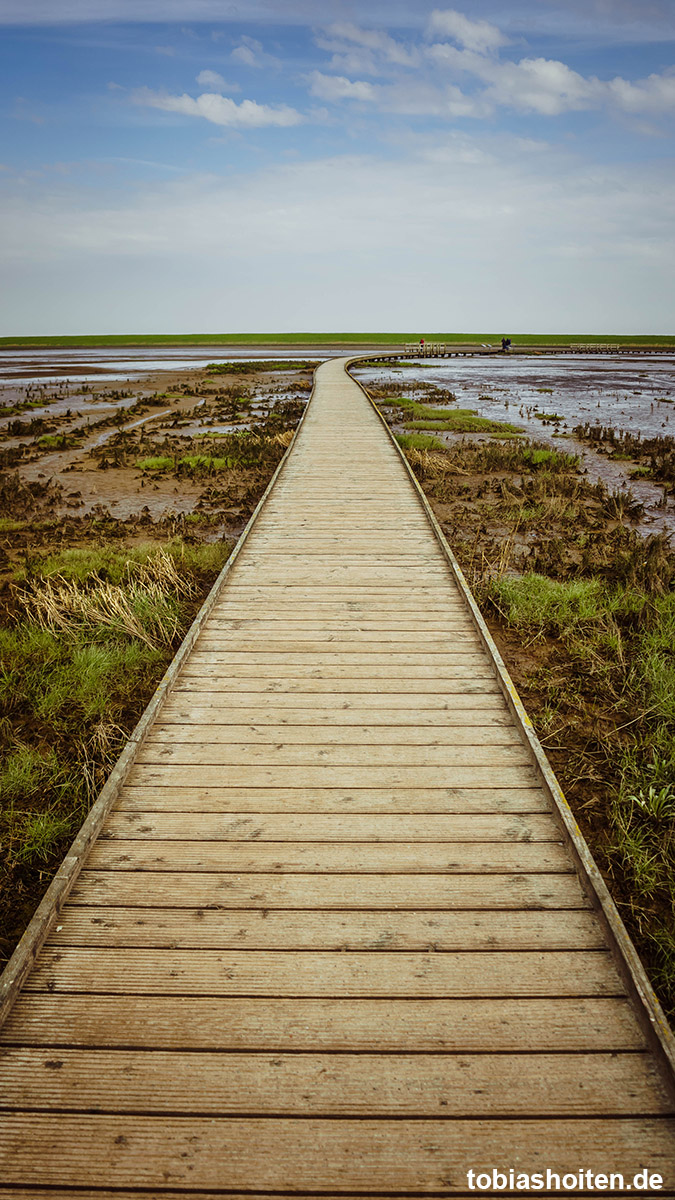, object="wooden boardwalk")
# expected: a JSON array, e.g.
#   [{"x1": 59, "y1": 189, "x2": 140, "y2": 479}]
[{"x1": 1, "y1": 356, "x2": 674, "y2": 1195}]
